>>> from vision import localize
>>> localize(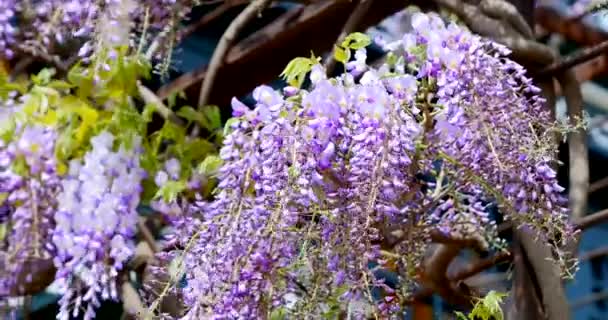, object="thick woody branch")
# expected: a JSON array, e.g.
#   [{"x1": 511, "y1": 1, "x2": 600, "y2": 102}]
[
  {"x1": 421, "y1": 244, "x2": 476, "y2": 306},
  {"x1": 478, "y1": 0, "x2": 533, "y2": 39},
  {"x1": 557, "y1": 70, "x2": 589, "y2": 222},
  {"x1": 409, "y1": 251, "x2": 511, "y2": 304}
]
